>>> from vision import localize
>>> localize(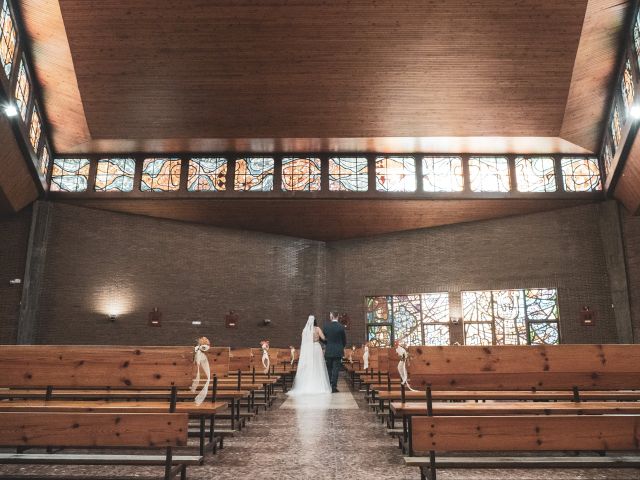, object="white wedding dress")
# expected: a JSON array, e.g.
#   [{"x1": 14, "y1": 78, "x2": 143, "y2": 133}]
[{"x1": 287, "y1": 315, "x2": 332, "y2": 396}]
